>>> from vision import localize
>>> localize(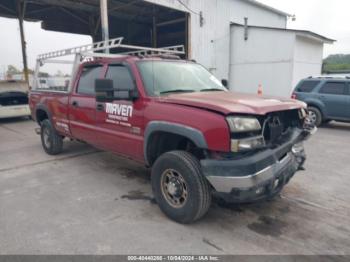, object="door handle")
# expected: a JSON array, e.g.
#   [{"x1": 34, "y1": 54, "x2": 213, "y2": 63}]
[
  {"x1": 72, "y1": 101, "x2": 79, "y2": 107},
  {"x1": 96, "y1": 103, "x2": 104, "y2": 111}
]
